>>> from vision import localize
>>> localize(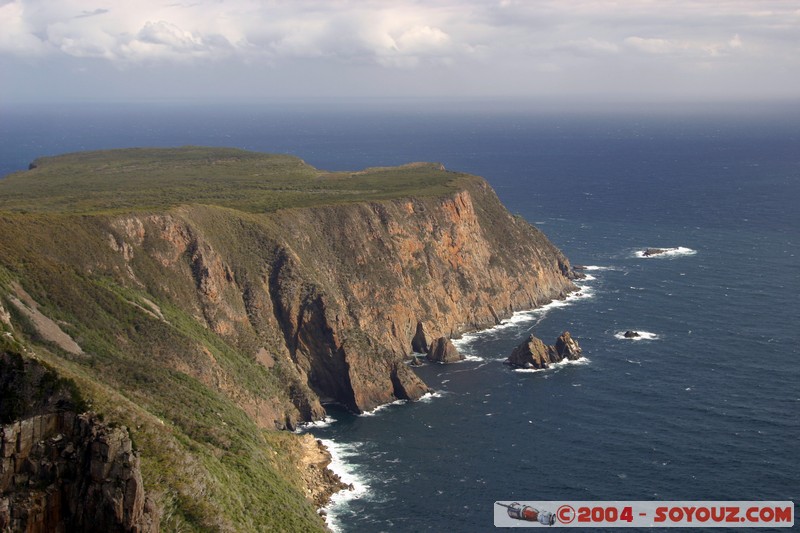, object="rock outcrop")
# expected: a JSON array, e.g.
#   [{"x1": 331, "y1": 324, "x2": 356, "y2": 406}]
[
  {"x1": 643, "y1": 248, "x2": 667, "y2": 257},
  {"x1": 0, "y1": 352, "x2": 158, "y2": 533},
  {"x1": 293, "y1": 434, "x2": 349, "y2": 509},
  {"x1": 426, "y1": 337, "x2": 463, "y2": 363},
  {"x1": 507, "y1": 331, "x2": 583, "y2": 369},
  {"x1": 411, "y1": 322, "x2": 431, "y2": 354},
  {"x1": 0, "y1": 412, "x2": 158, "y2": 533},
  {"x1": 624, "y1": 330, "x2": 640, "y2": 338}
]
